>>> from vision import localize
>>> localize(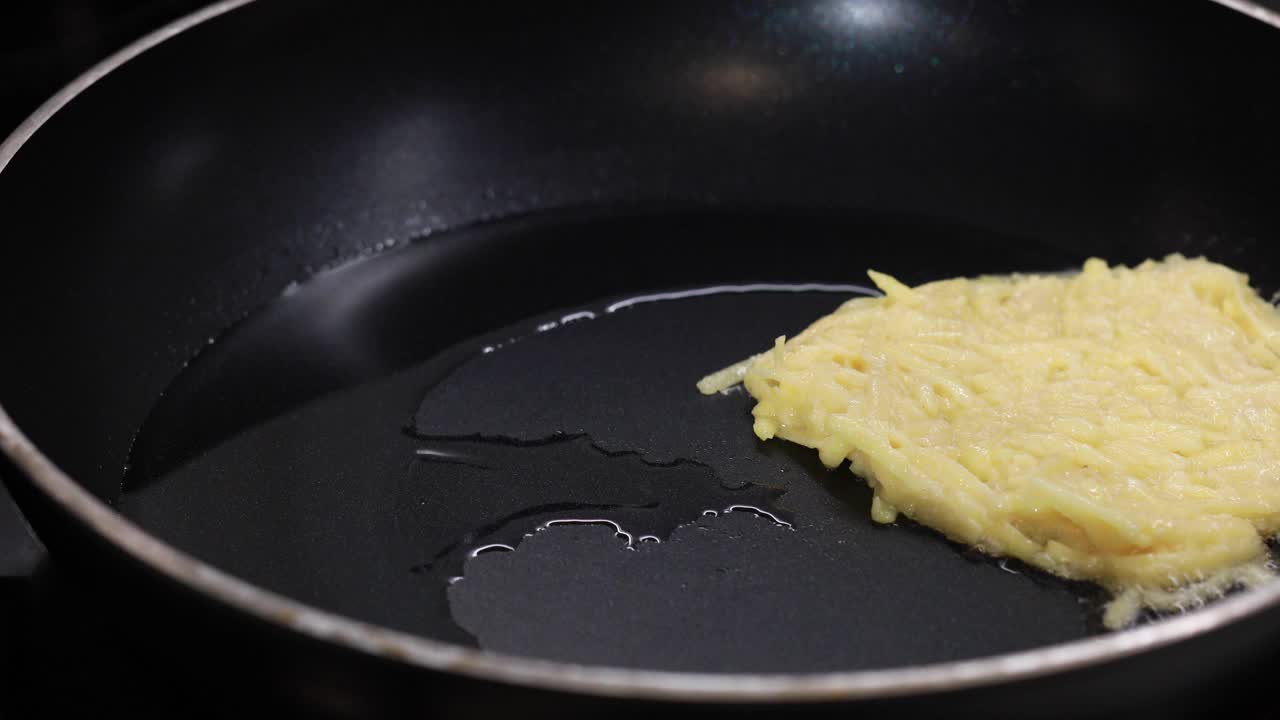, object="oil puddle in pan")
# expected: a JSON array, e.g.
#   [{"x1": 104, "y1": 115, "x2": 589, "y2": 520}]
[
  {"x1": 403, "y1": 433, "x2": 792, "y2": 586},
  {"x1": 118, "y1": 209, "x2": 1103, "y2": 672}
]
